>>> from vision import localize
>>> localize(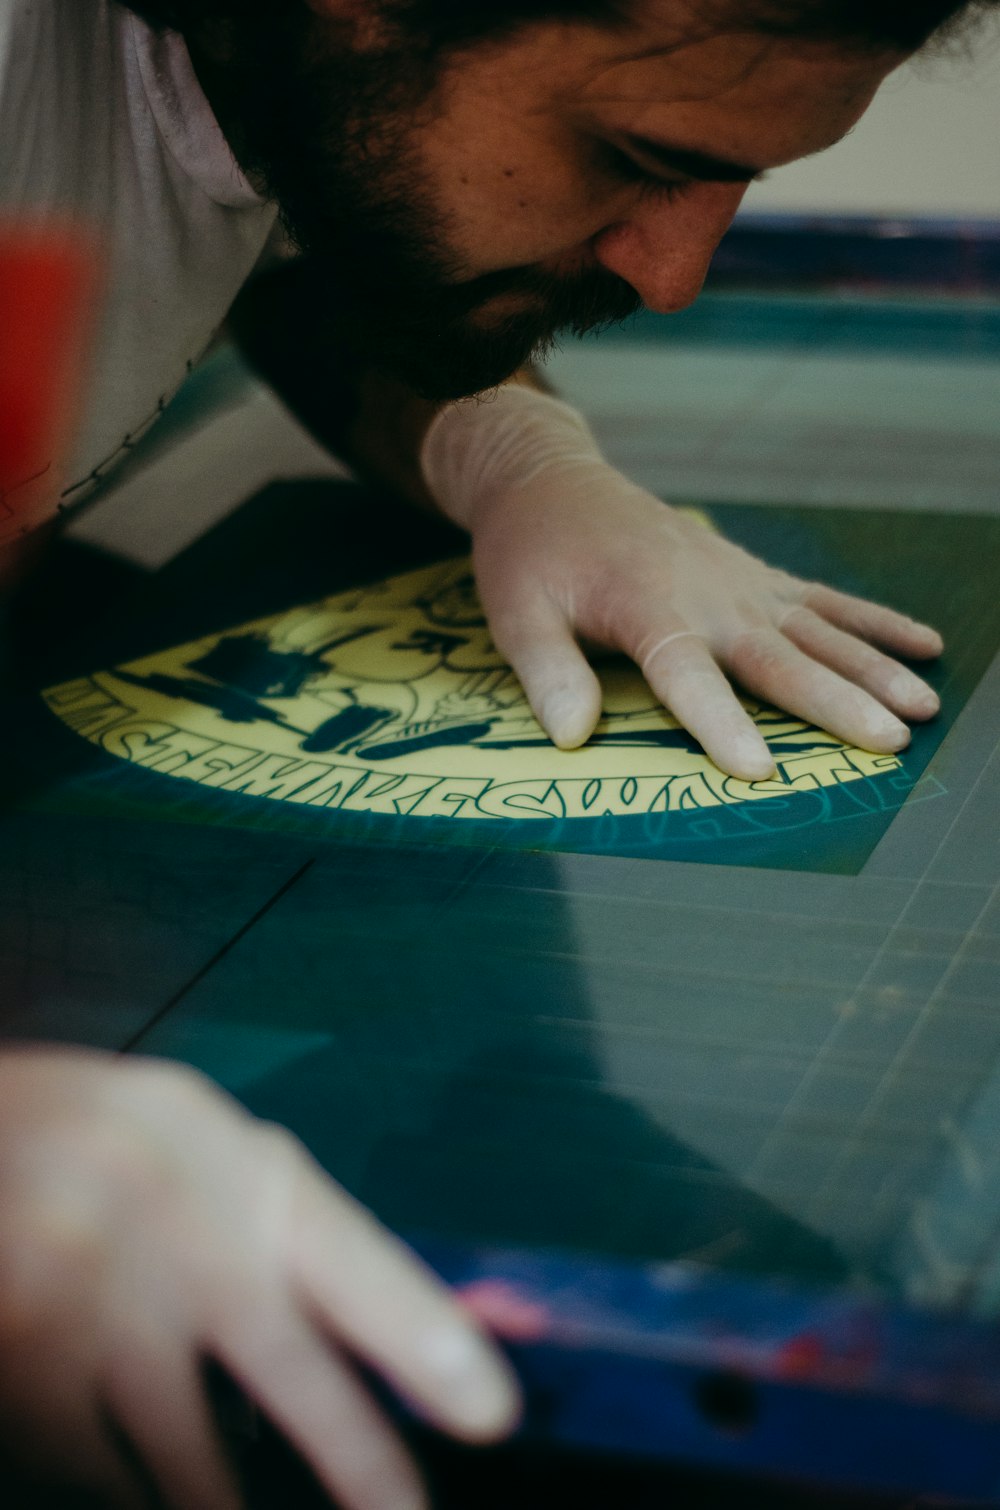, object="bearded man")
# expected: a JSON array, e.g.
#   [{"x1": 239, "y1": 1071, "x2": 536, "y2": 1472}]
[
  {"x1": 4, "y1": 0, "x2": 966, "y2": 774},
  {"x1": 0, "y1": 3, "x2": 989, "y2": 1508}
]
